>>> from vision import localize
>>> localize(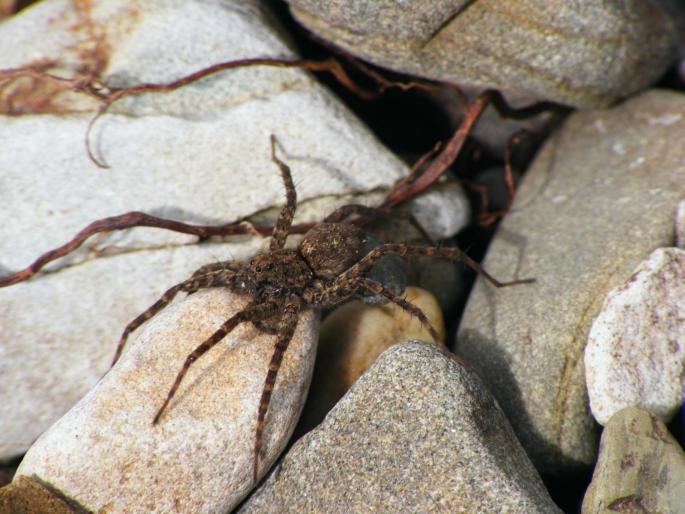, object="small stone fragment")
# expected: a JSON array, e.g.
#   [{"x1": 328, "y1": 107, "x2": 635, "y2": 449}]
[
  {"x1": 289, "y1": 0, "x2": 676, "y2": 108},
  {"x1": 241, "y1": 341, "x2": 562, "y2": 514},
  {"x1": 298, "y1": 286, "x2": 445, "y2": 432},
  {"x1": 581, "y1": 407, "x2": 685, "y2": 514},
  {"x1": 0, "y1": 476, "x2": 90, "y2": 514},
  {"x1": 585, "y1": 248, "x2": 685, "y2": 425},
  {"x1": 15, "y1": 289, "x2": 319, "y2": 513},
  {"x1": 676, "y1": 199, "x2": 685, "y2": 248}
]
